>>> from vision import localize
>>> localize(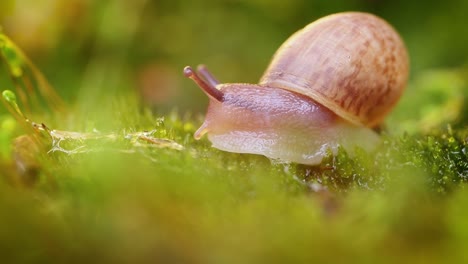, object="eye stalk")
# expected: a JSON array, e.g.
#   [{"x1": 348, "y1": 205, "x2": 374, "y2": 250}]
[
  {"x1": 184, "y1": 65, "x2": 224, "y2": 102},
  {"x1": 196, "y1": 64, "x2": 220, "y2": 87}
]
